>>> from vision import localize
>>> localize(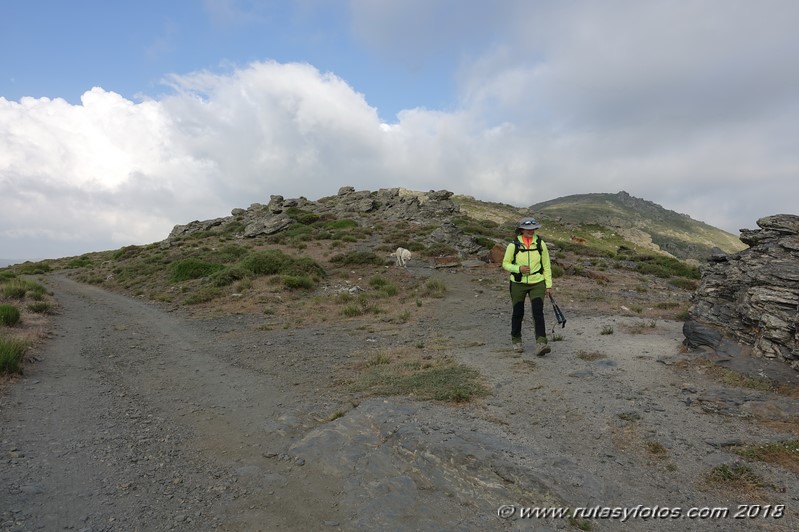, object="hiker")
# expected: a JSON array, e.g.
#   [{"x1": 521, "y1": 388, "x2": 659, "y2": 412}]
[{"x1": 502, "y1": 217, "x2": 553, "y2": 356}]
